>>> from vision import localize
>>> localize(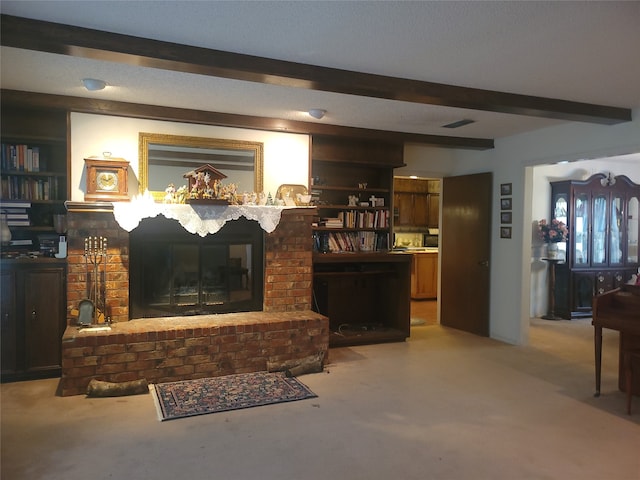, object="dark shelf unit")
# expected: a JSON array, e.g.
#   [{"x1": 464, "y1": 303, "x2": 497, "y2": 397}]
[
  {"x1": 1, "y1": 103, "x2": 69, "y2": 382},
  {"x1": 311, "y1": 136, "x2": 402, "y2": 255},
  {"x1": 1, "y1": 105, "x2": 69, "y2": 252},
  {"x1": 310, "y1": 136, "x2": 409, "y2": 346},
  {"x1": 313, "y1": 252, "x2": 411, "y2": 347}
]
